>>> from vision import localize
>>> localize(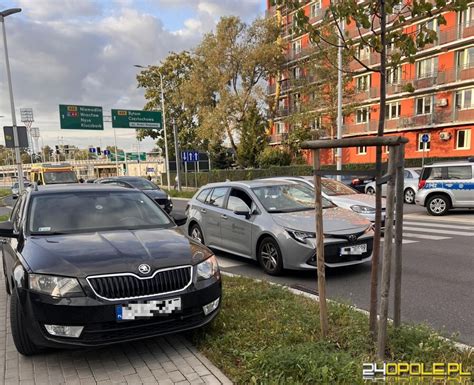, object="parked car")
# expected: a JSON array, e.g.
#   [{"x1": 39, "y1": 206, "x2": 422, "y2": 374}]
[
  {"x1": 186, "y1": 180, "x2": 374, "y2": 275},
  {"x1": 415, "y1": 159, "x2": 474, "y2": 215},
  {"x1": 266, "y1": 176, "x2": 386, "y2": 225},
  {"x1": 95, "y1": 176, "x2": 173, "y2": 213},
  {"x1": 365, "y1": 168, "x2": 421, "y2": 204},
  {"x1": 324, "y1": 174, "x2": 375, "y2": 193},
  {"x1": 11, "y1": 181, "x2": 31, "y2": 197},
  {"x1": 0, "y1": 184, "x2": 220, "y2": 355}
]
